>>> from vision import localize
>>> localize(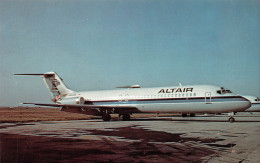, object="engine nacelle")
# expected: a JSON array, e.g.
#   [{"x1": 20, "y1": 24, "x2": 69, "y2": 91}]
[{"x1": 59, "y1": 97, "x2": 85, "y2": 105}]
